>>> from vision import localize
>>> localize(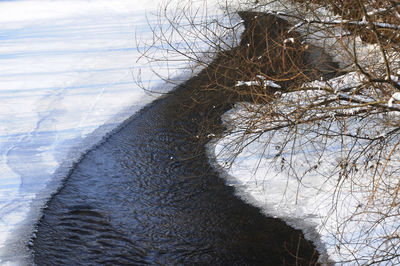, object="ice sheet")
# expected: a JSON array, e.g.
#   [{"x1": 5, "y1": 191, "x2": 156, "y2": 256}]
[{"x1": 0, "y1": 0, "x2": 213, "y2": 264}]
